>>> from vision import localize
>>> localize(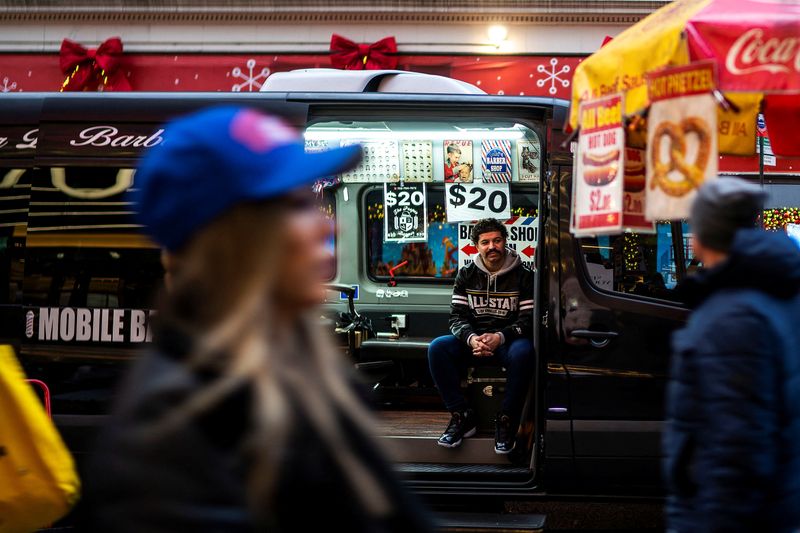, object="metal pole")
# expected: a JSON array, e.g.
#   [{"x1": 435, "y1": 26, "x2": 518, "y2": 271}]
[{"x1": 759, "y1": 134, "x2": 765, "y2": 225}]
